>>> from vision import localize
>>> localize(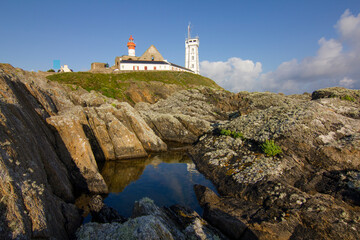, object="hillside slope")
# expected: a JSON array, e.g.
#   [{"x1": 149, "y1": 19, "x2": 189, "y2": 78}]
[{"x1": 46, "y1": 71, "x2": 223, "y2": 104}]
